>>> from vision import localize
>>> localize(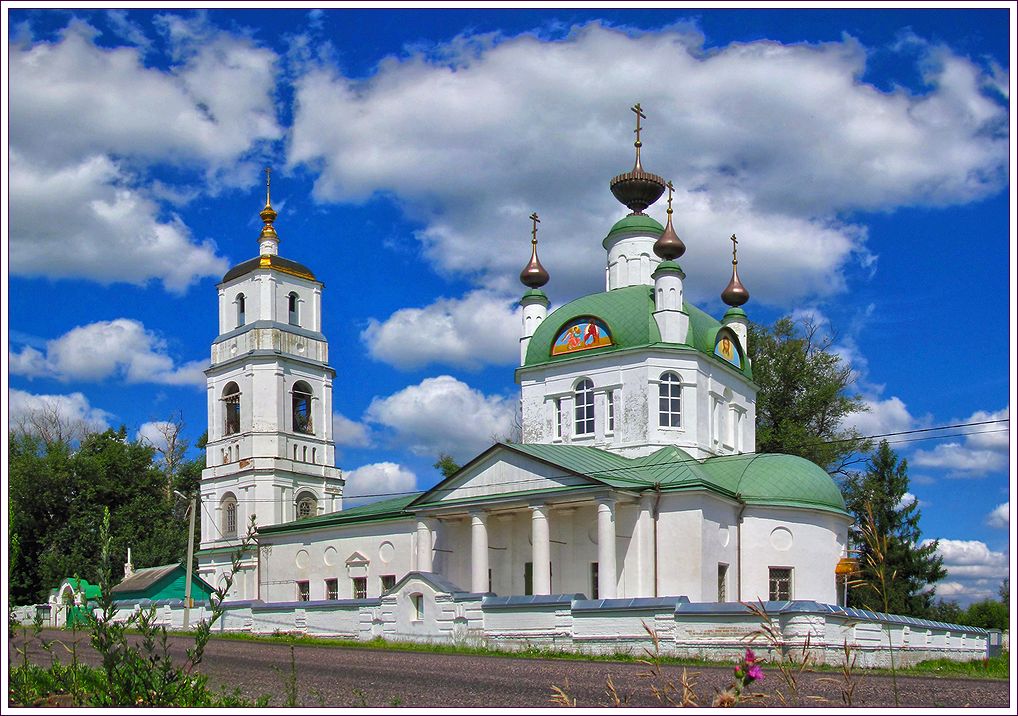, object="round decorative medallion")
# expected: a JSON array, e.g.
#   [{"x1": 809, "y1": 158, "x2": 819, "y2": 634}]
[
  {"x1": 379, "y1": 541, "x2": 395, "y2": 563},
  {"x1": 770, "y1": 527, "x2": 793, "y2": 551},
  {"x1": 323, "y1": 546, "x2": 337, "y2": 567},
  {"x1": 295, "y1": 549, "x2": 309, "y2": 569}
]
